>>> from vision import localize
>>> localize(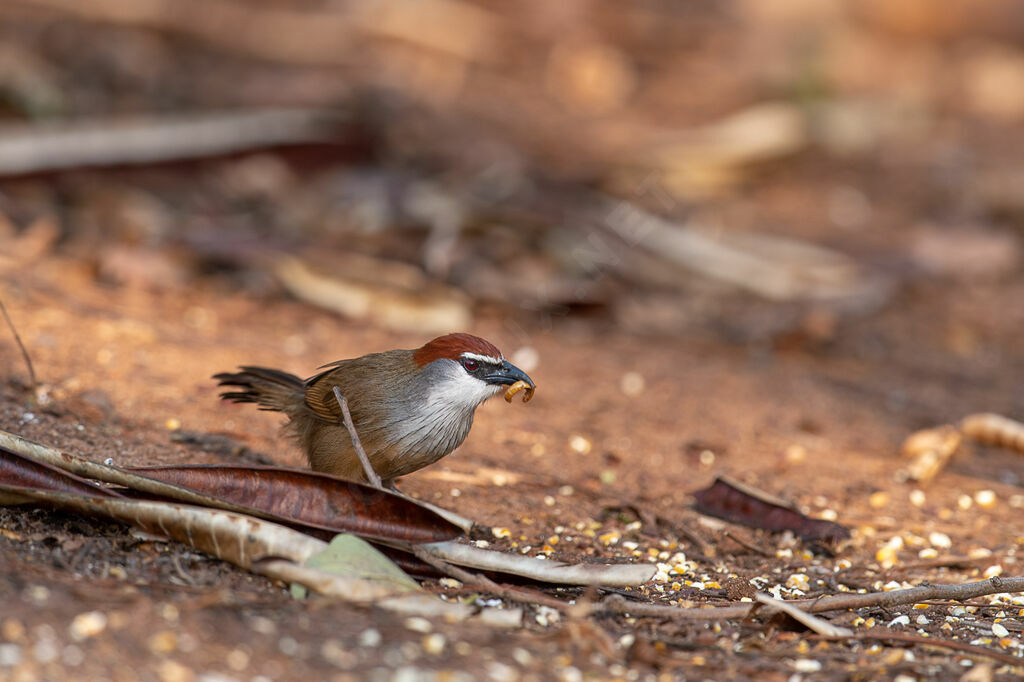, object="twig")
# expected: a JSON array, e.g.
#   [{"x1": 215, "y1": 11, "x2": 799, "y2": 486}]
[
  {"x1": 0, "y1": 109, "x2": 344, "y2": 176},
  {"x1": 170, "y1": 553, "x2": 198, "y2": 586},
  {"x1": 331, "y1": 386, "x2": 383, "y2": 489},
  {"x1": 421, "y1": 541, "x2": 656, "y2": 587},
  {"x1": 0, "y1": 297, "x2": 38, "y2": 395},
  {"x1": 798, "y1": 576, "x2": 1024, "y2": 614},
  {"x1": 890, "y1": 555, "x2": 994, "y2": 572},
  {"x1": 723, "y1": 530, "x2": 774, "y2": 557},
  {"x1": 596, "y1": 576, "x2": 1024, "y2": 621},
  {"x1": 411, "y1": 546, "x2": 570, "y2": 611},
  {"x1": 755, "y1": 593, "x2": 853, "y2": 637},
  {"x1": 816, "y1": 631, "x2": 1024, "y2": 668}
]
